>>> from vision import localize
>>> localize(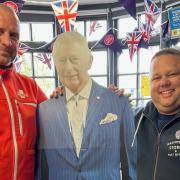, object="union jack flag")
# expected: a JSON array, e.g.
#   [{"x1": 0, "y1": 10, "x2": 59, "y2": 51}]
[
  {"x1": 36, "y1": 53, "x2": 52, "y2": 70},
  {"x1": 144, "y1": 0, "x2": 160, "y2": 42},
  {"x1": 51, "y1": 0, "x2": 79, "y2": 32},
  {"x1": 13, "y1": 42, "x2": 30, "y2": 71},
  {"x1": 17, "y1": 43, "x2": 30, "y2": 59},
  {"x1": 1, "y1": 0, "x2": 26, "y2": 14},
  {"x1": 161, "y1": 20, "x2": 169, "y2": 39},
  {"x1": 126, "y1": 31, "x2": 143, "y2": 61},
  {"x1": 89, "y1": 21, "x2": 102, "y2": 36},
  {"x1": 139, "y1": 23, "x2": 148, "y2": 42},
  {"x1": 13, "y1": 59, "x2": 23, "y2": 72}
]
